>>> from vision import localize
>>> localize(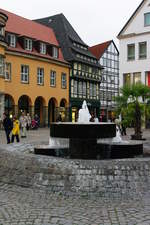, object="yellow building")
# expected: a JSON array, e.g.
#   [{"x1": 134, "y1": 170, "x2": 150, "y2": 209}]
[{"x1": 0, "y1": 9, "x2": 70, "y2": 126}]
